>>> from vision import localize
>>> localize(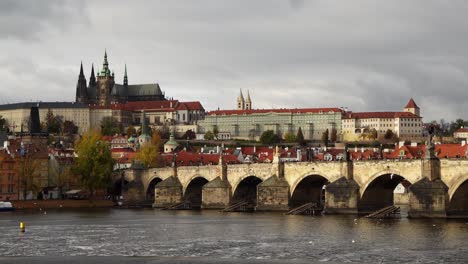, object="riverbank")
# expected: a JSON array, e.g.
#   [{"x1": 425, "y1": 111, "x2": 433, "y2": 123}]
[{"x1": 11, "y1": 199, "x2": 115, "y2": 209}]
